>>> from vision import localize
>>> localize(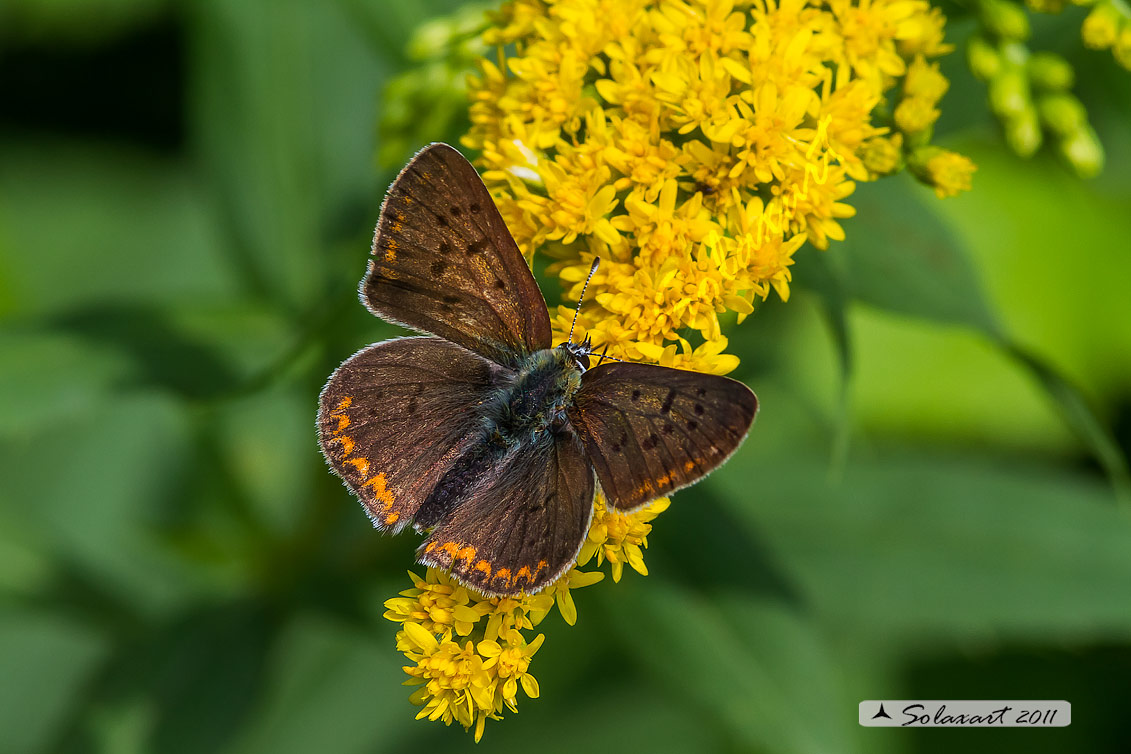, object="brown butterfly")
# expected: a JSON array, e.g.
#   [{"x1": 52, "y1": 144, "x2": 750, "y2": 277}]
[{"x1": 318, "y1": 144, "x2": 757, "y2": 596}]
